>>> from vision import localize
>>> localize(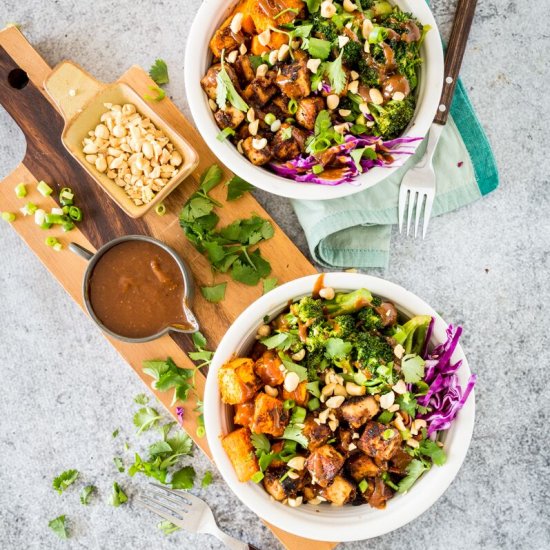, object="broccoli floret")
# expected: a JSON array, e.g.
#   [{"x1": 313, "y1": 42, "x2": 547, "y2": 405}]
[
  {"x1": 357, "y1": 58, "x2": 381, "y2": 87},
  {"x1": 369, "y1": 95, "x2": 416, "y2": 139},
  {"x1": 305, "y1": 348, "x2": 327, "y2": 381},
  {"x1": 311, "y1": 13, "x2": 338, "y2": 43},
  {"x1": 292, "y1": 296, "x2": 324, "y2": 324},
  {"x1": 357, "y1": 307, "x2": 383, "y2": 331},
  {"x1": 359, "y1": 0, "x2": 375, "y2": 9},
  {"x1": 355, "y1": 332, "x2": 393, "y2": 371},
  {"x1": 393, "y1": 41, "x2": 422, "y2": 90},
  {"x1": 342, "y1": 41, "x2": 362, "y2": 67},
  {"x1": 330, "y1": 315, "x2": 356, "y2": 339},
  {"x1": 323, "y1": 288, "x2": 373, "y2": 317},
  {"x1": 305, "y1": 319, "x2": 331, "y2": 352}
]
